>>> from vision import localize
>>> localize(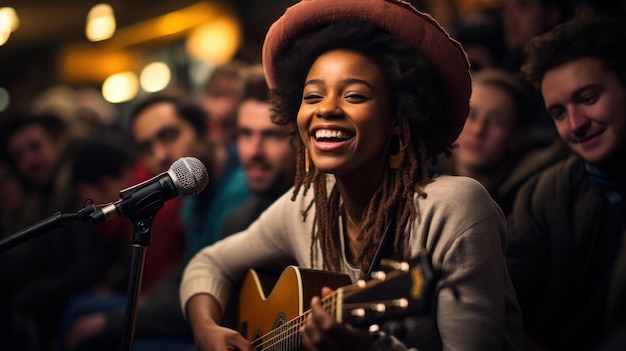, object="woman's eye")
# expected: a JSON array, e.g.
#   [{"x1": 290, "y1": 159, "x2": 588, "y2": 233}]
[
  {"x1": 344, "y1": 93, "x2": 369, "y2": 102},
  {"x1": 486, "y1": 115, "x2": 508, "y2": 127},
  {"x1": 303, "y1": 93, "x2": 323, "y2": 102}
]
